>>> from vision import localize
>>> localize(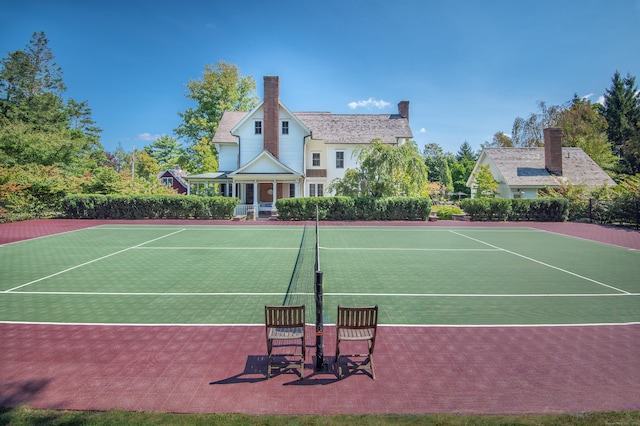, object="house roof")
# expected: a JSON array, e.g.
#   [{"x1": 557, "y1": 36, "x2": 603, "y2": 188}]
[
  {"x1": 229, "y1": 150, "x2": 302, "y2": 179},
  {"x1": 295, "y1": 112, "x2": 412, "y2": 144},
  {"x1": 212, "y1": 110, "x2": 413, "y2": 145},
  {"x1": 480, "y1": 147, "x2": 616, "y2": 188},
  {"x1": 157, "y1": 168, "x2": 188, "y2": 188},
  {"x1": 213, "y1": 111, "x2": 248, "y2": 143}
]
